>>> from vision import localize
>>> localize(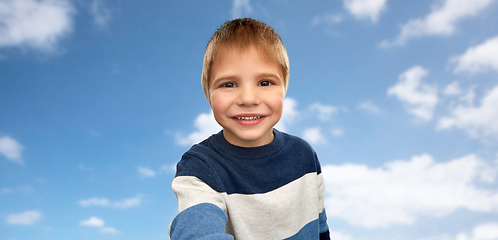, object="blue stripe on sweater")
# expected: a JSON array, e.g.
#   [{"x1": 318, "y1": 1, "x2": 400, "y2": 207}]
[
  {"x1": 170, "y1": 203, "x2": 234, "y2": 240},
  {"x1": 283, "y1": 219, "x2": 319, "y2": 239},
  {"x1": 282, "y1": 208, "x2": 330, "y2": 240},
  {"x1": 319, "y1": 208, "x2": 329, "y2": 233}
]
